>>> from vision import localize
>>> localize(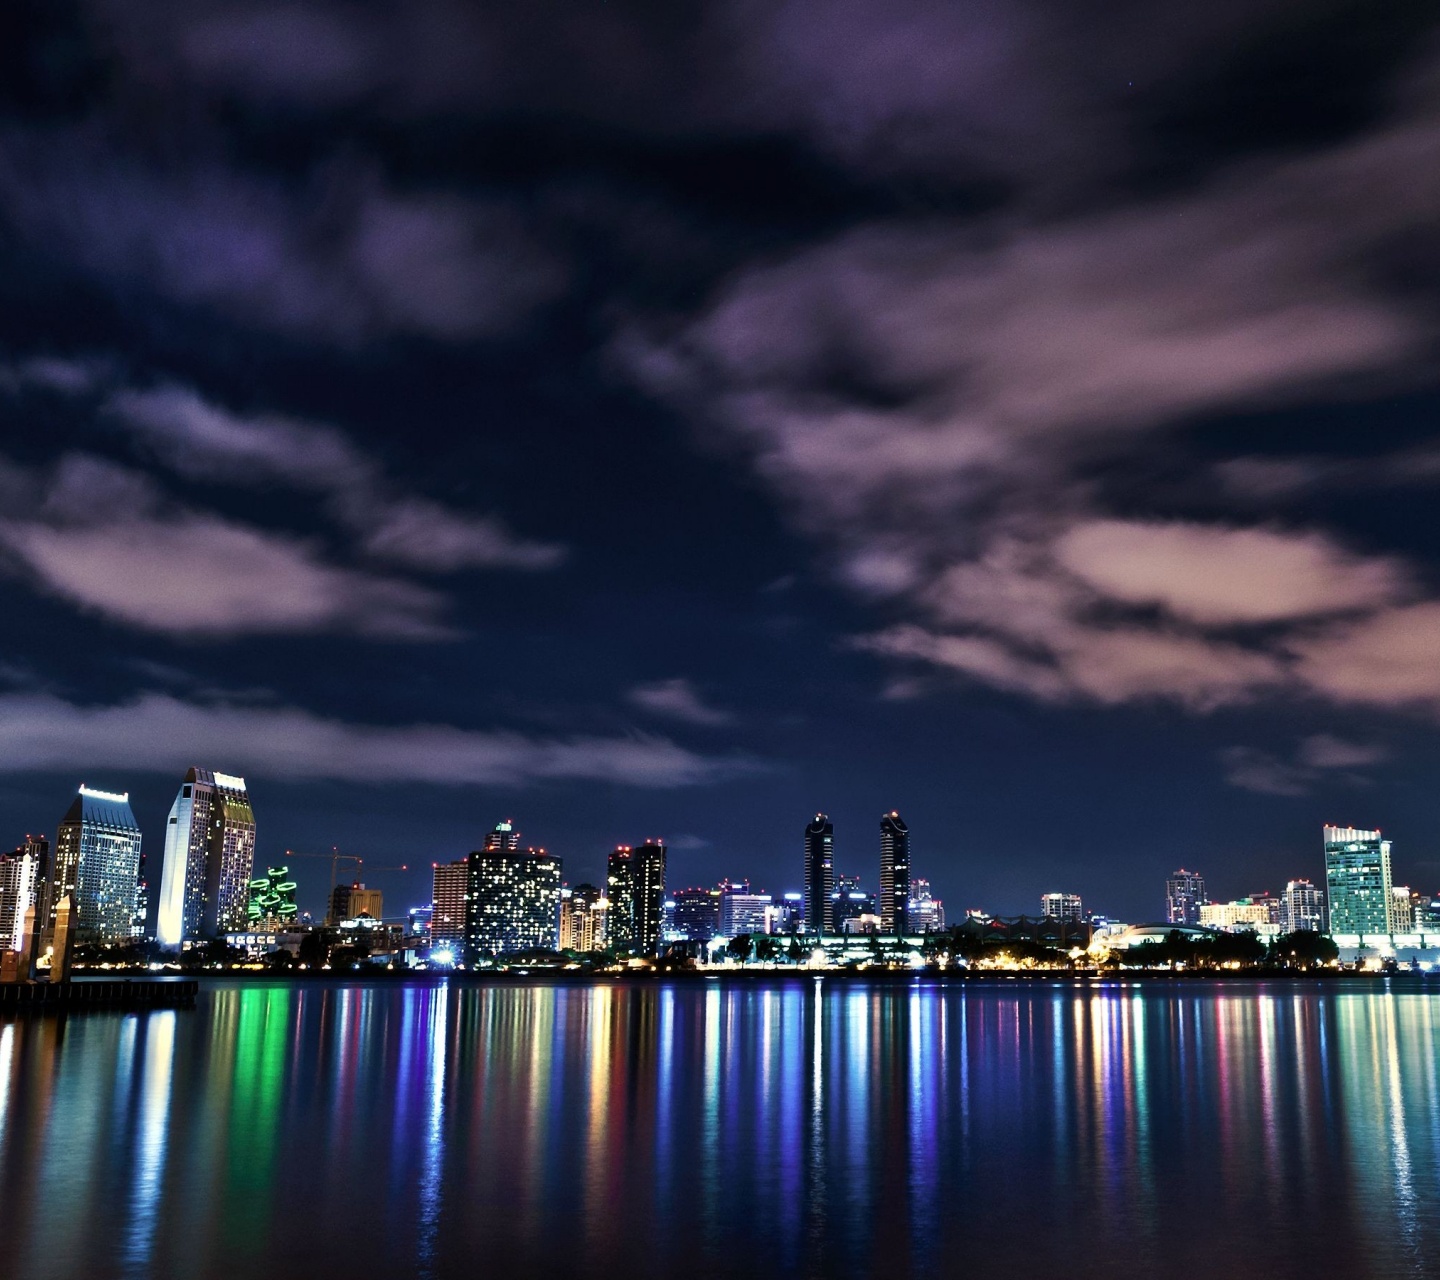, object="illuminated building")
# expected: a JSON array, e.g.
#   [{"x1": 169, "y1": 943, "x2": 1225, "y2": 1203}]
[
  {"x1": 605, "y1": 840, "x2": 666, "y2": 955},
  {"x1": 719, "y1": 881, "x2": 772, "y2": 936},
  {"x1": 672, "y1": 886, "x2": 721, "y2": 941},
  {"x1": 465, "y1": 847, "x2": 562, "y2": 958},
  {"x1": 1040, "y1": 892, "x2": 1083, "y2": 923},
  {"x1": 0, "y1": 836, "x2": 46, "y2": 952},
  {"x1": 908, "y1": 879, "x2": 945, "y2": 932},
  {"x1": 879, "y1": 811, "x2": 910, "y2": 934},
  {"x1": 1390, "y1": 886, "x2": 1416, "y2": 934},
  {"x1": 779, "y1": 892, "x2": 804, "y2": 933},
  {"x1": 431, "y1": 859, "x2": 468, "y2": 945},
  {"x1": 804, "y1": 813, "x2": 835, "y2": 934},
  {"x1": 1324, "y1": 825, "x2": 1394, "y2": 938},
  {"x1": 157, "y1": 769, "x2": 257, "y2": 945},
  {"x1": 1198, "y1": 899, "x2": 1272, "y2": 931},
  {"x1": 483, "y1": 820, "x2": 521, "y2": 853},
  {"x1": 830, "y1": 874, "x2": 873, "y2": 931},
  {"x1": 330, "y1": 882, "x2": 383, "y2": 923},
  {"x1": 560, "y1": 883, "x2": 604, "y2": 951},
  {"x1": 1166, "y1": 869, "x2": 1206, "y2": 925},
  {"x1": 246, "y1": 866, "x2": 298, "y2": 927},
  {"x1": 1280, "y1": 879, "x2": 1326, "y2": 933},
  {"x1": 49, "y1": 785, "x2": 143, "y2": 946}
]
